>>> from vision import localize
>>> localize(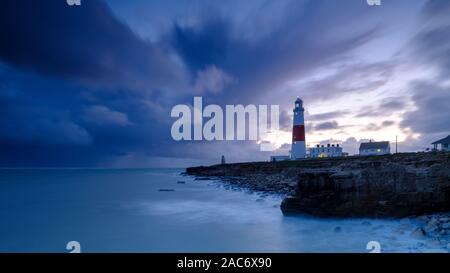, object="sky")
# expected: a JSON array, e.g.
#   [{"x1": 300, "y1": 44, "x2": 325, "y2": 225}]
[{"x1": 0, "y1": 0, "x2": 449, "y2": 167}]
